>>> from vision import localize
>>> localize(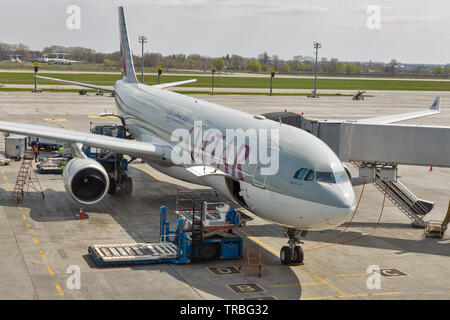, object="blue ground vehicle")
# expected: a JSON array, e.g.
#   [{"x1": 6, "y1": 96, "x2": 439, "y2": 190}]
[{"x1": 88, "y1": 203, "x2": 246, "y2": 266}]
